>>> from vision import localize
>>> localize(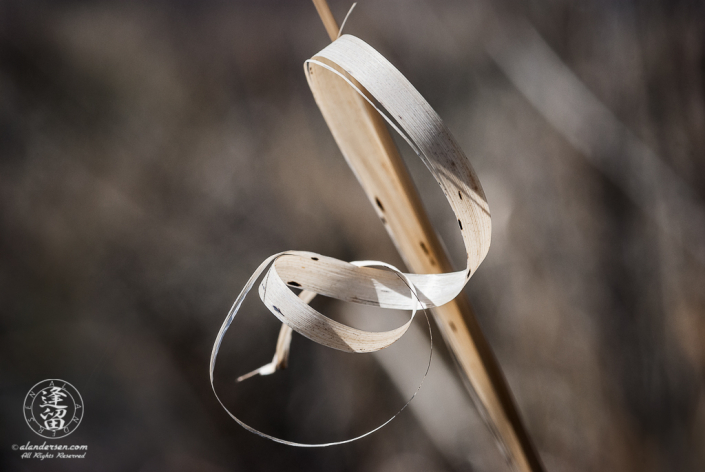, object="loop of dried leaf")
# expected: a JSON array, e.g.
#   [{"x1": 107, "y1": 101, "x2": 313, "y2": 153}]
[{"x1": 210, "y1": 35, "x2": 491, "y2": 446}]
